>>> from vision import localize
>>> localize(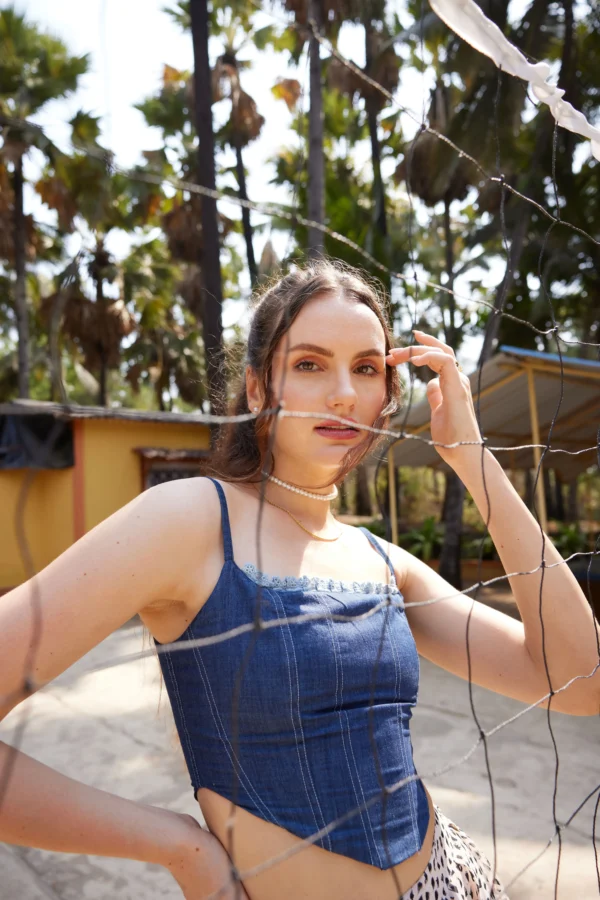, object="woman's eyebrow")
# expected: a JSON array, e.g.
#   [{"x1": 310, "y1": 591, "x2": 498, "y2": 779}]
[
  {"x1": 287, "y1": 342, "x2": 334, "y2": 357},
  {"x1": 287, "y1": 342, "x2": 385, "y2": 360},
  {"x1": 352, "y1": 347, "x2": 386, "y2": 359}
]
